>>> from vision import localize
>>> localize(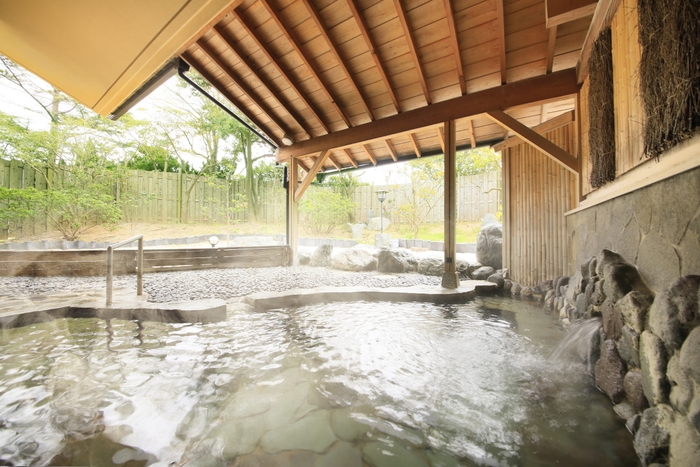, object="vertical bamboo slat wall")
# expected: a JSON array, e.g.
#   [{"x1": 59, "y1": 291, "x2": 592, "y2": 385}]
[{"x1": 503, "y1": 124, "x2": 578, "y2": 285}]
